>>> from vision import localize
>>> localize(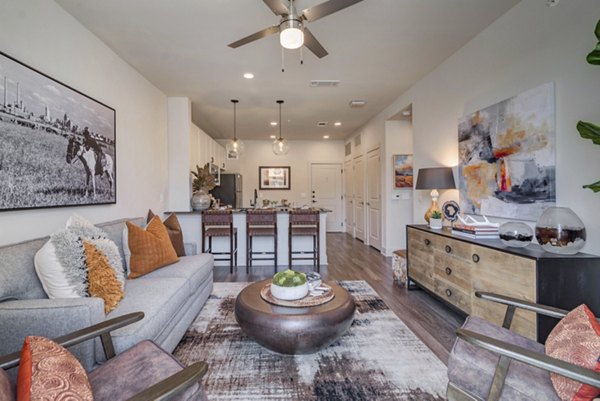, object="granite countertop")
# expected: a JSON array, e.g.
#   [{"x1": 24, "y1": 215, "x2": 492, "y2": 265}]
[{"x1": 169, "y1": 208, "x2": 331, "y2": 215}]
